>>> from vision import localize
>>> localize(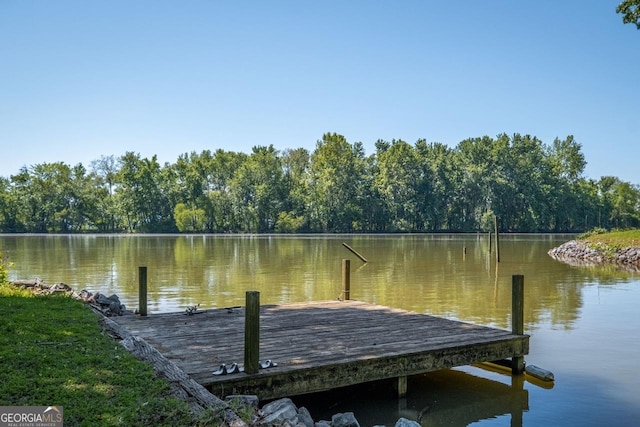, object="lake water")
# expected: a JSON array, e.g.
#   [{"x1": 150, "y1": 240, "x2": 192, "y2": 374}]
[{"x1": 2, "y1": 234, "x2": 639, "y2": 426}]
